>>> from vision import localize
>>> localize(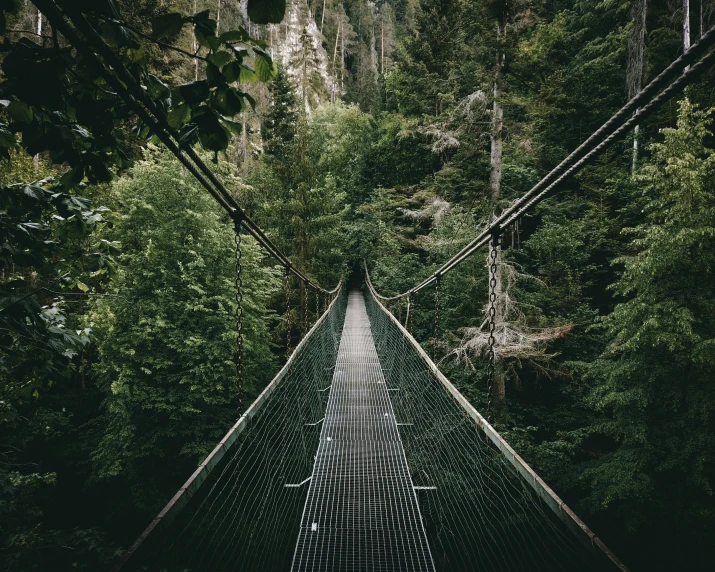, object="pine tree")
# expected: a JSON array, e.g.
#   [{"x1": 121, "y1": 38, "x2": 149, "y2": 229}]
[
  {"x1": 583, "y1": 102, "x2": 715, "y2": 558},
  {"x1": 262, "y1": 66, "x2": 299, "y2": 156}
]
